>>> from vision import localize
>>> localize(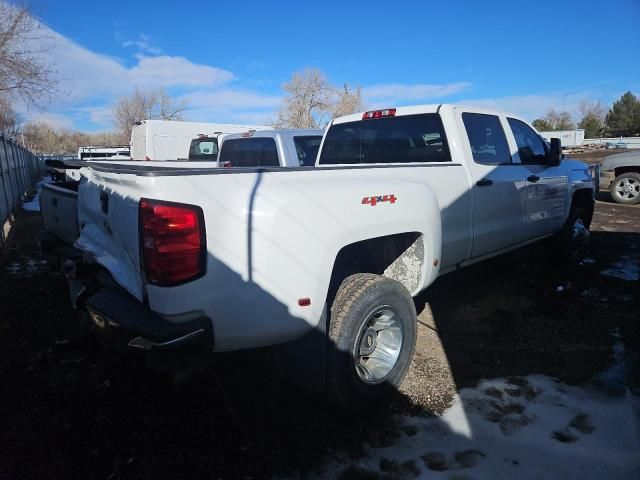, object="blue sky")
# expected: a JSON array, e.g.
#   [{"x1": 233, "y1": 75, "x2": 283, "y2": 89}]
[{"x1": 24, "y1": 0, "x2": 640, "y2": 131}]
